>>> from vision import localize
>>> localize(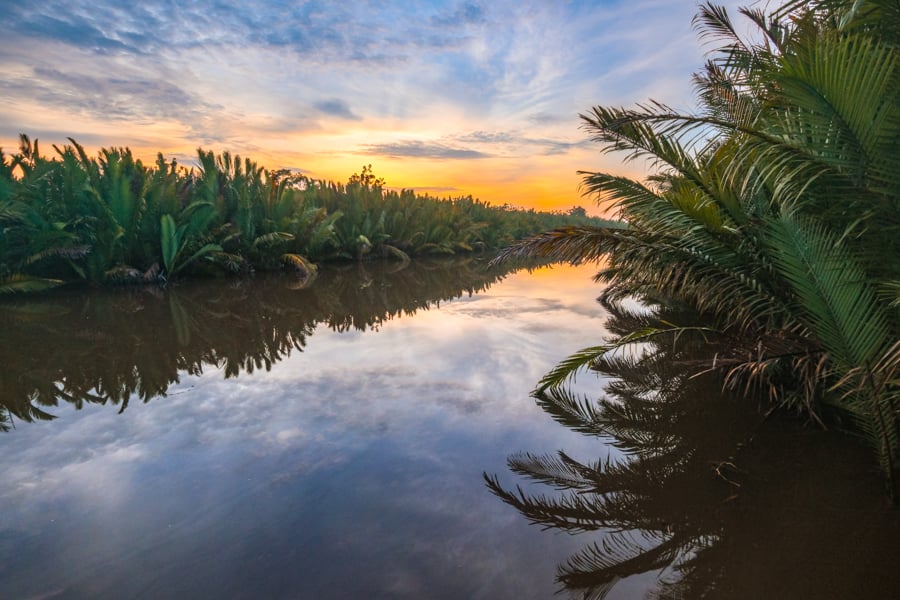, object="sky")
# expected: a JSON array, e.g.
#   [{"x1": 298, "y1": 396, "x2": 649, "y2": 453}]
[{"x1": 0, "y1": 0, "x2": 750, "y2": 213}]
